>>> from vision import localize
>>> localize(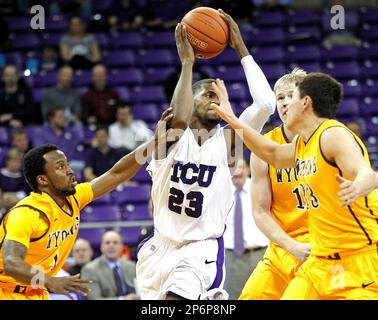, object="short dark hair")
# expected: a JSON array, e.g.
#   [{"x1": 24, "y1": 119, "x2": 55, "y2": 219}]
[
  {"x1": 46, "y1": 106, "x2": 65, "y2": 120},
  {"x1": 117, "y1": 101, "x2": 133, "y2": 112},
  {"x1": 192, "y1": 78, "x2": 216, "y2": 94},
  {"x1": 297, "y1": 72, "x2": 343, "y2": 118},
  {"x1": 11, "y1": 128, "x2": 28, "y2": 139},
  {"x1": 95, "y1": 125, "x2": 109, "y2": 135},
  {"x1": 23, "y1": 144, "x2": 58, "y2": 192}
]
